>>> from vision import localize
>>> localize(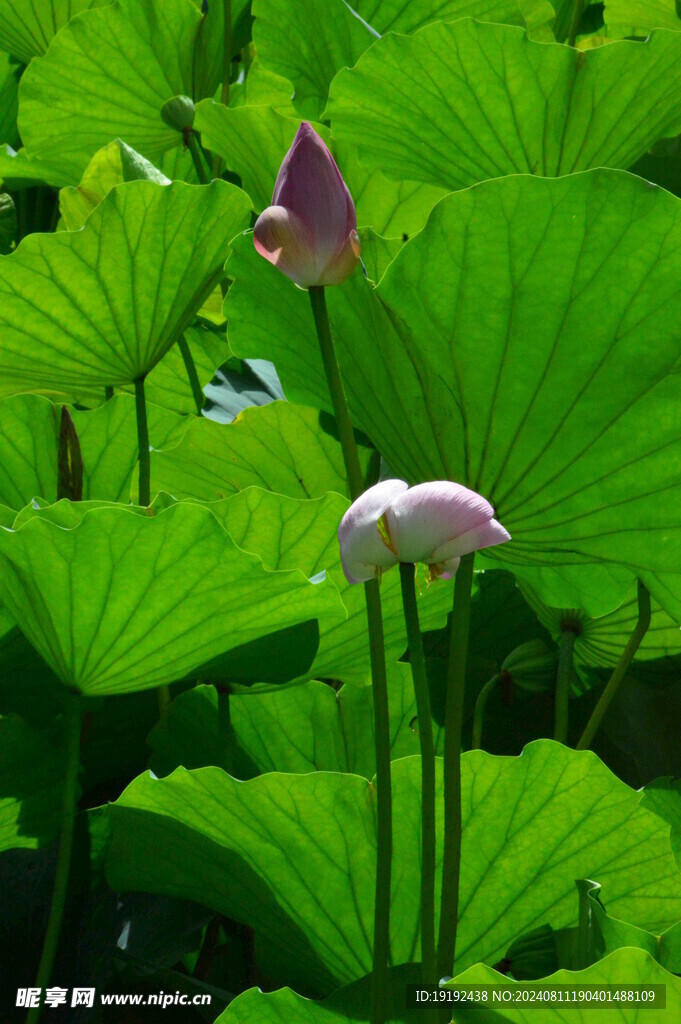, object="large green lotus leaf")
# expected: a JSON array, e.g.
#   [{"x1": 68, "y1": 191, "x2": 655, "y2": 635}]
[
  {"x1": 227, "y1": 170, "x2": 681, "y2": 618},
  {"x1": 107, "y1": 742, "x2": 681, "y2": 993},
  {"x1": 217, "y1": 950, "x2": 679, "y2": 1023},
  {"x1": 17, "y1": 0, "x2": 218, "y2": 182},
  {"x1": 0, "y1": 180, "x2": 250, "y2": 391},
  {"x1": 605, "y1": 0, "x2": 680, "y2": 37},
  {"x1": 354, "y1": 0, "x2": 525, "y2": 32},
  {"x1": 251, "y1": 0, "x2": 374, "y2": 118},
  {"x1": 642, "y1": 777, "x2": 681, "y2": 868},
  {"x1": 59, "y1": 140, "x2": 170, "y2": 232},
  {"x1": 326, "y1": 21, "x2": 681, "y2": 192},
  {"x1": 0, "y1": 501, "x2": 344, "y2": 695},
  {"x1": 0, "y1": 51, "x2": 19, "y2": 149},
  {"x1": 252, "y1": 0, "x2": 532, "y2": 119},
  {"x1": 0, "y1": 0, "x2": 105, "y2": 64},
  {"x1": 0, "y1": 714, "x2": 72, "y2": 851},
  {"x1": 0, "y1": 144, "x2": 74, "y2": 189},
  {"x1": 207, "y1": 488, "x2": 453, "y2": 684},
  {"x1": 0, "y1": 394, "x2": 182, "y2": 509},
  {"x1": 520, "y1": 580, "x2": 681, "y2": 674},
  {"x1": 451, "y1": 952, "x2": 681, "y2": 1022},
  {"x1": 565, "y1": 879, "x2": 681, "y2": 973},
  {"x1": 148, "y1": 667, "x2": 442, "y2": 779},
  {"x1": 194, "y1": 101, "x2": 446, "y2": 238},
  {"x1": 151, "y1": 401, "x2": 374, "y2": 501},
  {"x1": 229, "y1": 61, "x2": 297, "y2": 115}
]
